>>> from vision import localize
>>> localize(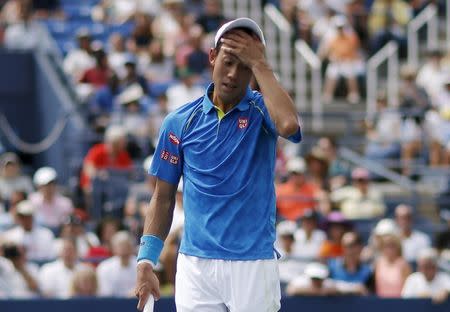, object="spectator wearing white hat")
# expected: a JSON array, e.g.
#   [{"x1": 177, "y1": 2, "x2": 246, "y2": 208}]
[
  {"x1": 97, "y1": 231, "x2": 137, "y2": 297},
  {"x1": 395, "y1": 204, "x2": 431, "y2": 262},
  {"x1": 80, "y1": 125, "x2": 132, "y2": 192},
  {"x1": 361, "y1": 218, "x2": 399, "y2": 262},
  {"x1": 402, "y1": 248, "x2": 450, "y2": 303},
  {"x1": 39, "y1": 238, "x2": 86, "y2": 298},
  {"x1": 1, "y1": 200, "x2": 56, "y2": 262},
  {"x1": 276, "y1": 157, "x2": 322, "y2": 221},
  {"x1": 29, "y1": 167, "x2": 74, "y2": 230},
  {"x1": 0, "y1": 153, "x2": 33, "y2": 202},
  {"x1": 292, "y1": 209, "x2": 326, "y2": 260},
  {"x1": 331, "y1": 167, "x2": 386, "y2": 220},
  {"x1": 286, "y1": 262, "x2": 338, "y2": 296}
]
